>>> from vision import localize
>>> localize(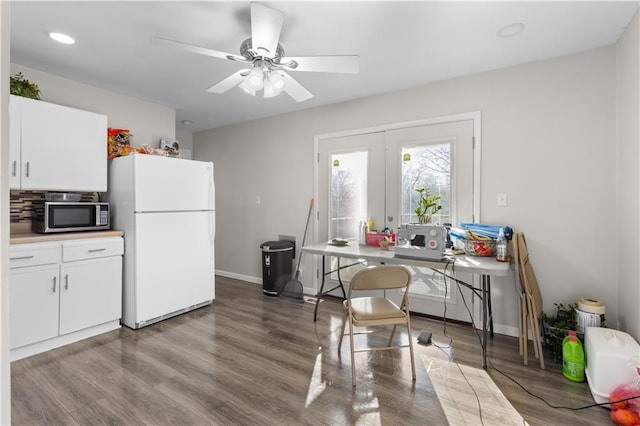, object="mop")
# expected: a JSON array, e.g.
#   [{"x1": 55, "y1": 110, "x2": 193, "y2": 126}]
[{"x1": 280, "y1": 198, "x2": 314, "y2": 302}]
